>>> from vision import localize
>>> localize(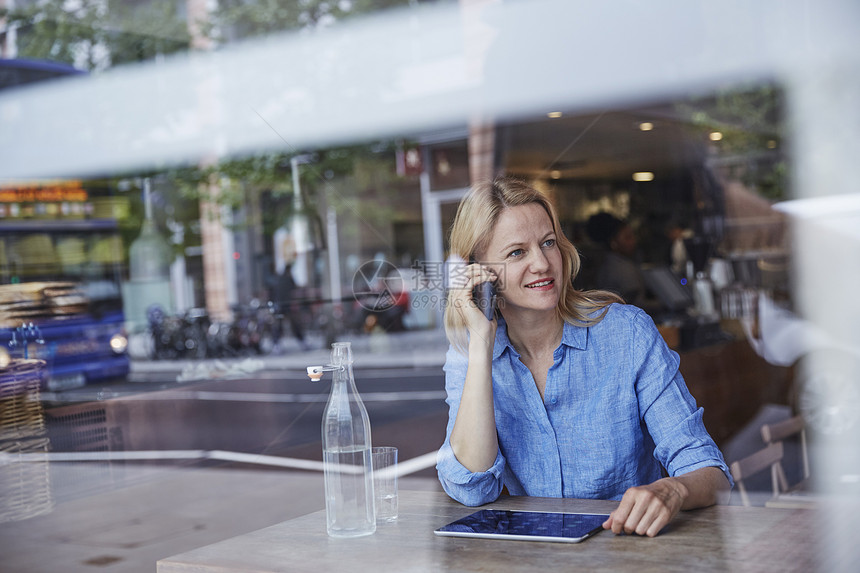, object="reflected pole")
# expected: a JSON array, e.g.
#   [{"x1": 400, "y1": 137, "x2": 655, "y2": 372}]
[{"x1": 187, "y1": 0, "x2": 233, "y2": 323}]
